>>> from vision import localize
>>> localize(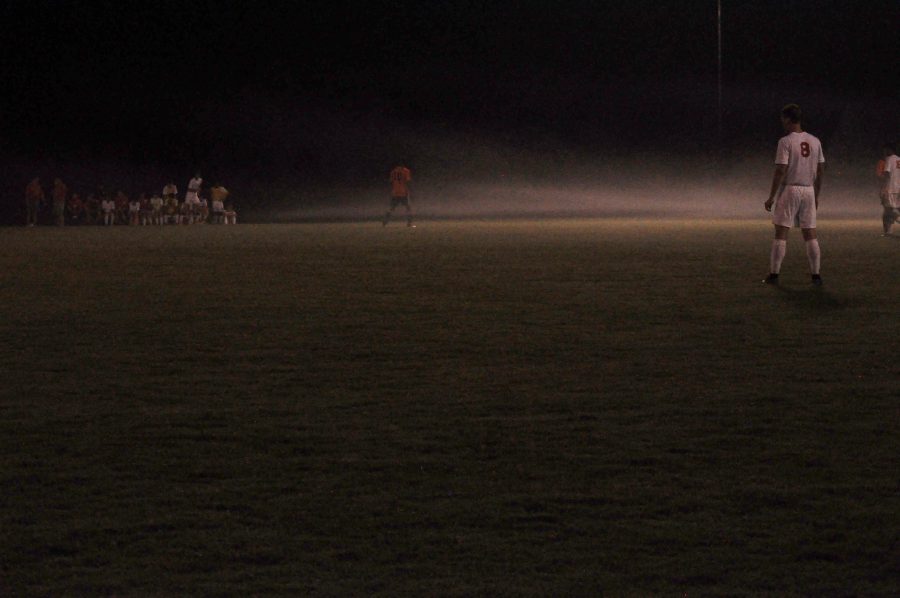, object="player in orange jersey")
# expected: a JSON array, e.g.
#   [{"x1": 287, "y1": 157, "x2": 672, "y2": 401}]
[
  {"x1": 114, "y1": 191, "x2": 129, "y2": 225},
  {"x1": 67, "y1": 193, "x2": 84, "y2": 225},
  {"x1": 51, "y1": 178, "x2": 68, "y2": 226},
  {"x1": 210, "y1": 183, "x2": 228, "y2": 224},
  {"x1": 25, "y1": 178, "x2": 44, "y2": 226},
  {"x1": 382, "y1": 163, "x2": 413, "y2": 227}
]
